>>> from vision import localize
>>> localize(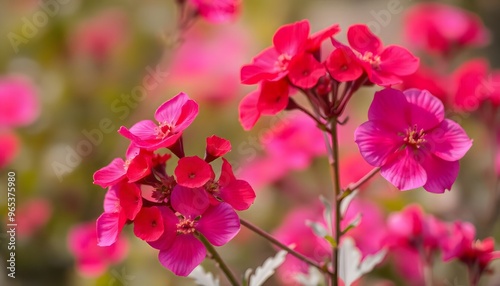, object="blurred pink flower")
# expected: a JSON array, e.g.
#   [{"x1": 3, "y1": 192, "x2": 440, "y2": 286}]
[
  {"x1": 188, "y1": 0, "x2": 241, "y2": 23},
  {"x1": 401, "y1": 65, "x2": 449, "y2": 105},
  {"x1": 0, "y1": 130, "x2": 20, "y2": 168},
  {"x1": 69, "y1": 9, "x2": 128, "y2": 62},
  {"x1": 0, "y1": 76, "x2": 39, "y2": 127},
  {"x1": 404, "y1": 3, "x2": 489, "y2": 56},
  {"x1": 166, "y1": 25, "x2": 250, "y2": 103},
  {"x1": 442, "y1": 221, "x2": 500, "y2": 284},
  {"x1": 68, "y1": 222, "x2": 128, "y2": 277},
  {"x1": 17, "y1": 199, "x2": 52, "y2": 239},
  {"x1": 355, "y1": 88, "x2": 472, "y2": 193}
]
